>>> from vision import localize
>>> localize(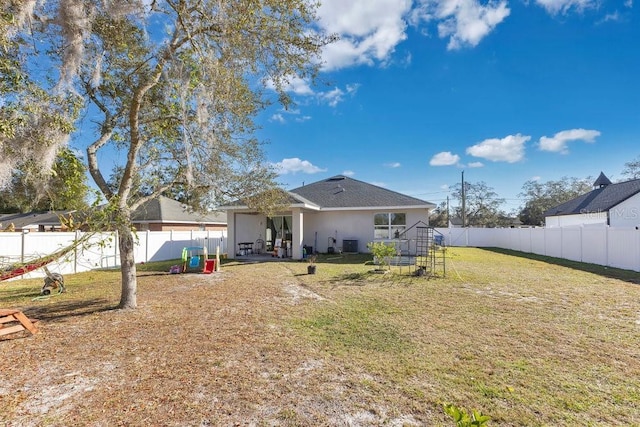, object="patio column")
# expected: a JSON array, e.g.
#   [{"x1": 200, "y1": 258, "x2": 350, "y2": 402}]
[
  {"x1": 227, "y1": 212, "x2": 236, "y2": 259},
  {"x1": 292, "y1": 208, "x2": 304, "y2": 260}
]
